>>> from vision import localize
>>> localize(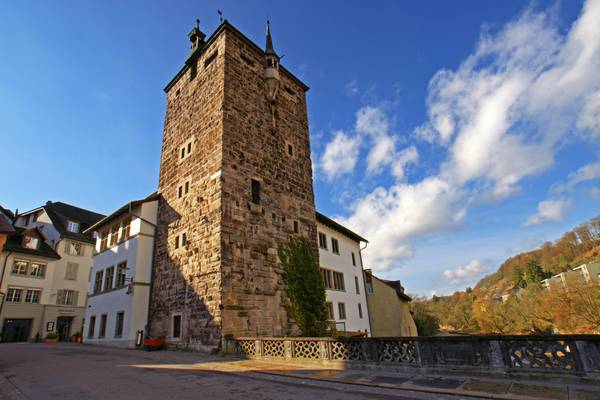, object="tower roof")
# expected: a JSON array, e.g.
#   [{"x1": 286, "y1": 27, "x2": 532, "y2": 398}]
[{"x1": 265, "y1": 20, "x2": 276, "y2": 56}]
